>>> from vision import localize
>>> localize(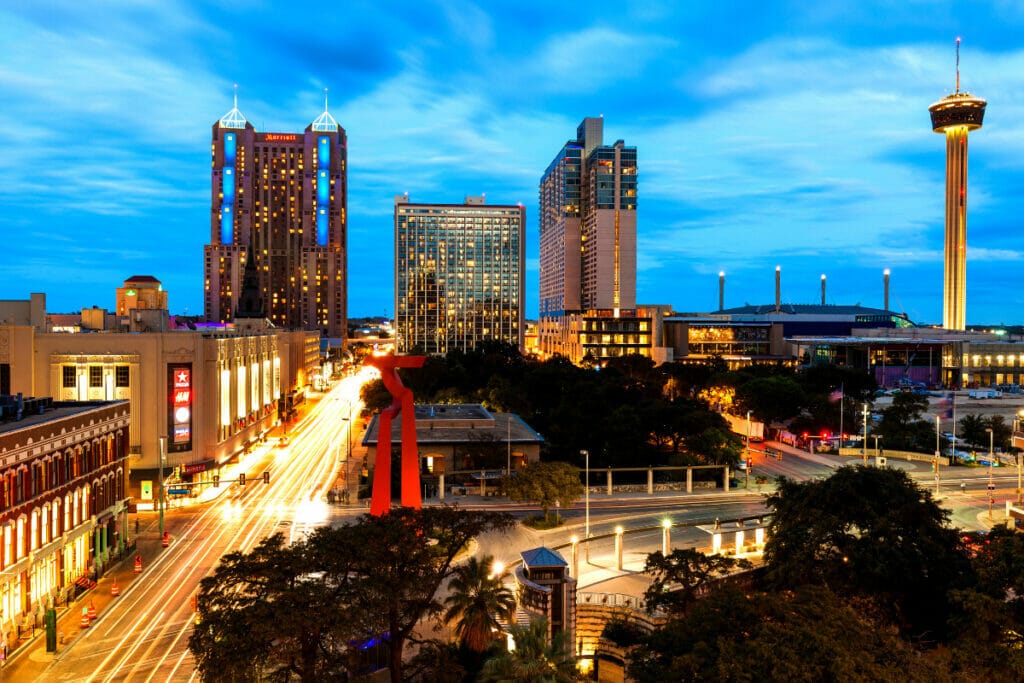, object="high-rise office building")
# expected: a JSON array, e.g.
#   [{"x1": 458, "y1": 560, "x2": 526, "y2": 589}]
[
  {"x1": 394, "y1": 195, "x2": 525, "y2": 354},
  {"x1": 929, "y1": 39, "x2": 986, "y2": 331},
  {"x1": 204, "y1": 92, "x2": 347, "y2": 339},
  {"x1": 539, "y1": 118, "x2": 639, "y2": 361}
]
